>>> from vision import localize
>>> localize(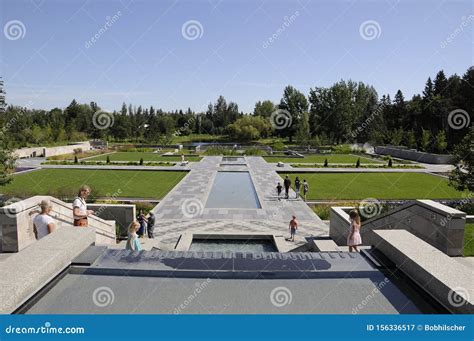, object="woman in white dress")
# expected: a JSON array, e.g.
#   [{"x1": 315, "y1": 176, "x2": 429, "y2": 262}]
[{"x1": 347, "y1": 210, "x2": 362, "y2": 252}]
